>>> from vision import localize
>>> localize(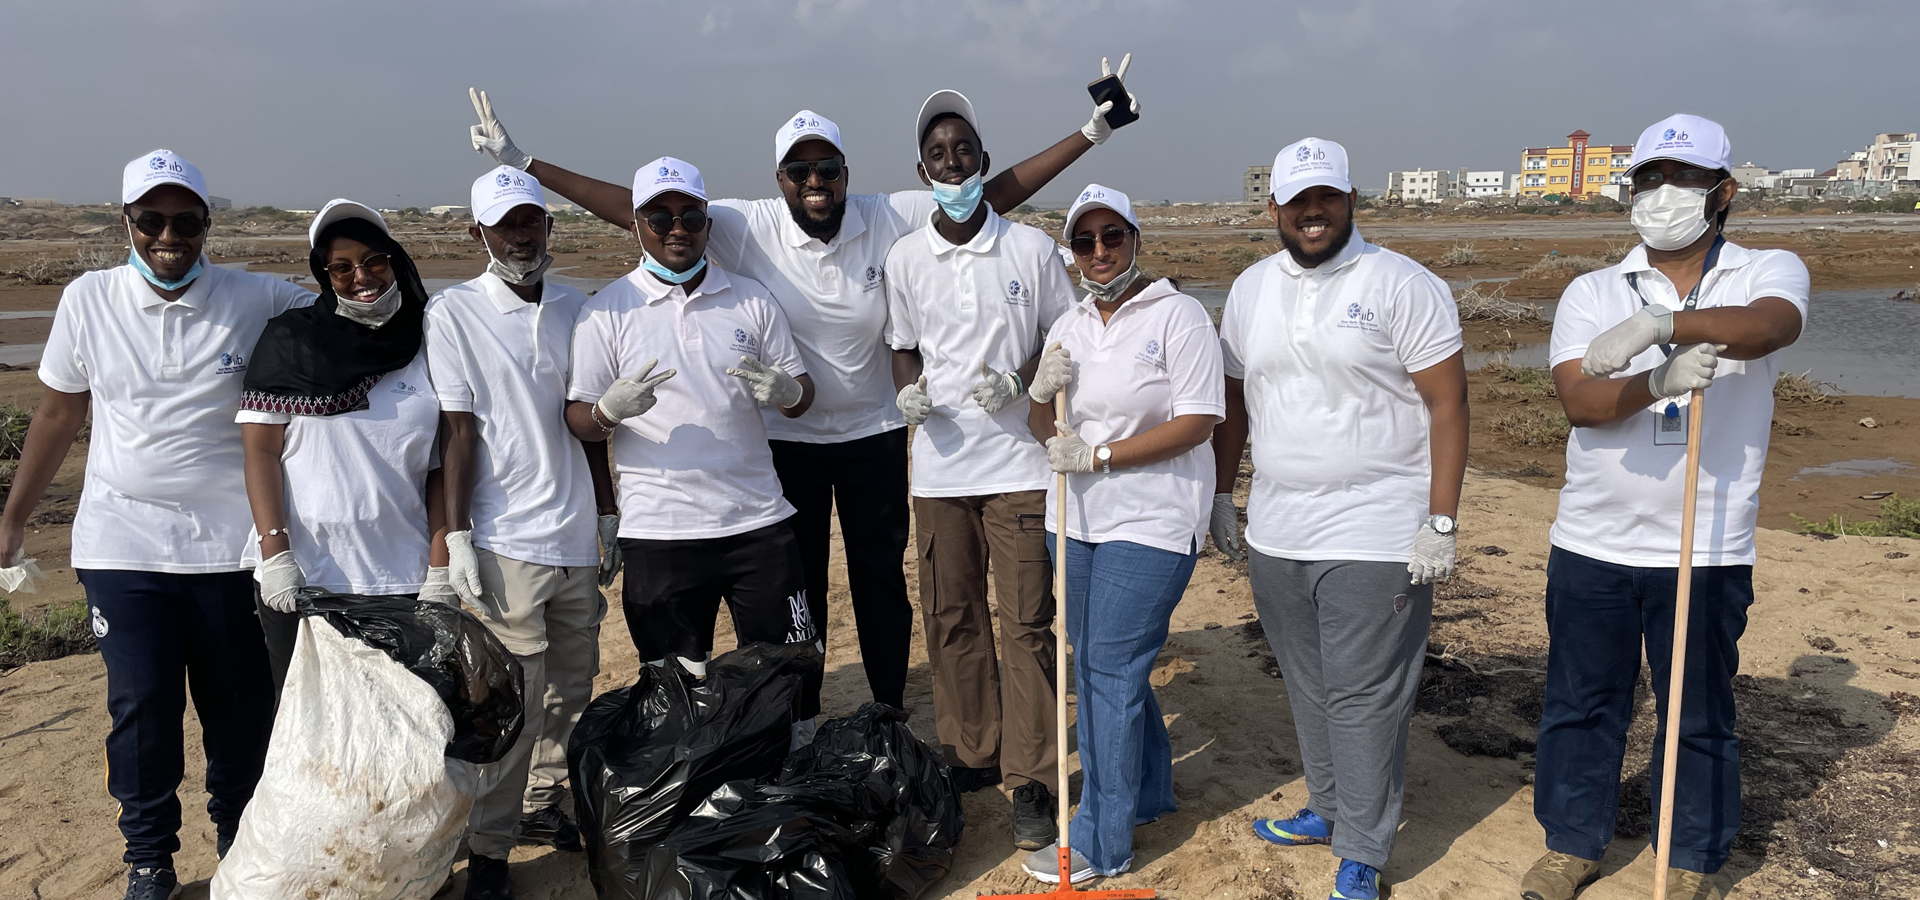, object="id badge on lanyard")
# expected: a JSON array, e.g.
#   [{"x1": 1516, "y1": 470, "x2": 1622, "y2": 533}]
[{"x1": 1626, "y1": 235, "x2": 1722, "y2": 447}]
